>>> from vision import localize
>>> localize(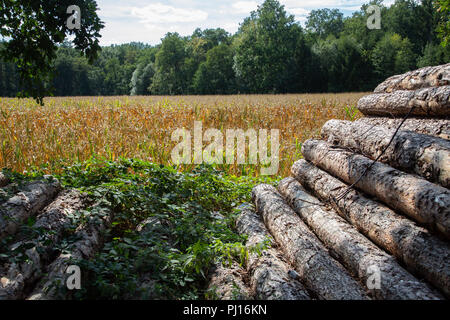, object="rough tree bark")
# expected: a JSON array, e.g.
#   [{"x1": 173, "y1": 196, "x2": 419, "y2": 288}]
[
  {"x1": 321, "y1": 119, "x2": 450, "y2": 188},
  {"x1": 236, "y1": 206, "x2": 311, "y2": 300},
  {"x1": 27, "y1": 205, "x2": 112, "y2": 300},
  {"x1": 278, "y1": 177, "x2": 442, "y2": 300},
  {"x1": 291, "y1": 159, "x2": 450, "y2": 297},
  {"x1": 252, "y1": 184, "x2": 369, "y2": 300},
  {"x1": 207, "y1": 263, "x2": 252, "y2": 300},
  {"x1": 0, "y1": 173, "x2": 8, "y2": 188},
  {"x1": 356, "y1": 117, "x2": 450, "y2": 140},
  {"x1": 302, "y1": 139, "x2": 450, "y2": 238},
  {"x1": 357, "y1": 86, "x2": 450, "y2": 117},
  {"x1": 374, "y1": 63, "x2": 450, "y2": 93},
  {"x1": 0, "y1": 177, "x2": 61, "y2": 240},
  {"x1": 0, "y1": 190, "x2": 85, "y2": 300}
]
